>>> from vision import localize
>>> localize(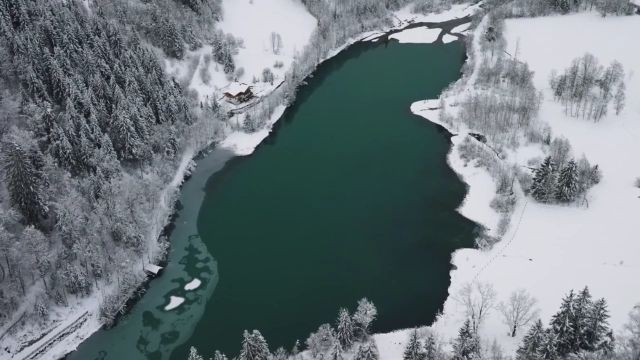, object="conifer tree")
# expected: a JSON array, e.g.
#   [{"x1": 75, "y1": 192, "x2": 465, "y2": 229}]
[
  {"x1": 516, "y1": 319, "x2": 546, "y2": 360},
  {"x1": 403, "y1": 329, "x2": 426, "y2": 360},
  {"x1": 550, "y1": 290, "x2": 577, "y2": 356},
  {"x1": 573, "y1": 287, "x2": 593, "y2": 350},
  {"x1": 586, "y1": 298, "x2": 613, "y2": 353},
  {"x1": 537, "y1": 329, "x2": 559, "y2": 360},
  {"x1": 452, "y1": 319, "x2": 480, "y2": 360},
  {"x1": 243, "y1": 113, "x2": 257, "y2": 133},
  {"x1": 330, "y1": 342, "x2": 344, "y2": 360},
  {"x1": 336, "y1": 308, "x2": 355, "y2": 349},
  {"x1": 530, "y1": 156, "x2": 556, "y2": 202},
  {"x1": 424, "y1": 334, "x2": 437, "y2": 360},
  {"x1": 213, "y1": 350, "x2": 228, "y2": 360},
  {"x1": 555, "y1": 159, "x2": 579, "y2": 202},
  {"x1": 1, "y1": 137, "x2": 49, "y2": 227},
  {"x1": 239, "y1": 330, "x2": 271, "y2": 360}
]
